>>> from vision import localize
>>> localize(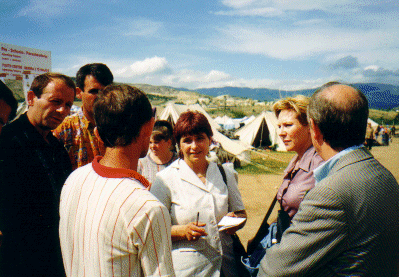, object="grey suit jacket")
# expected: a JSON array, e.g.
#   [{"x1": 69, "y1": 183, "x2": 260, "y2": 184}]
[{"x1": 258, "y1": 147, "x2": 399, "y2": 277}]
